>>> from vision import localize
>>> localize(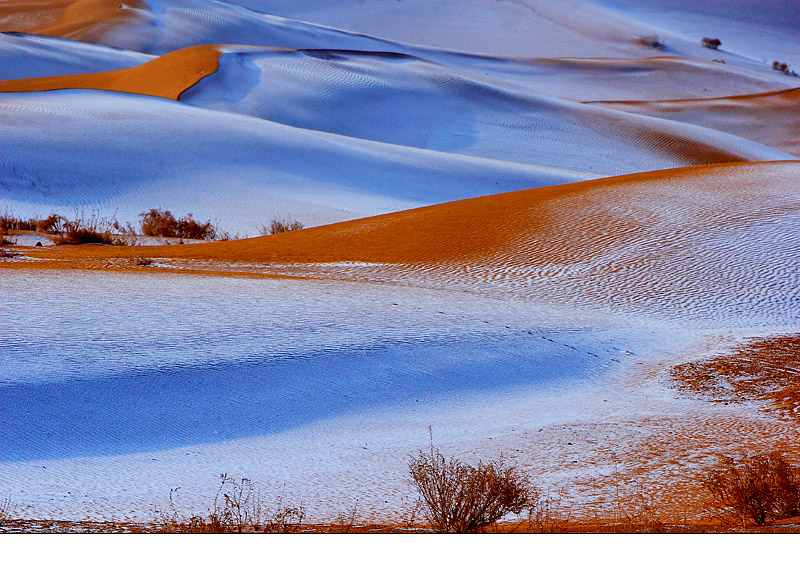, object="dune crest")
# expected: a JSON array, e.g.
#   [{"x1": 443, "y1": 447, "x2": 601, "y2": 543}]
[
  {"x1": 591, "y1": 88, "x2": 800, "y2": 157},
  {"x1": 0, "y1": 0, "x2": 146, "y2": 41},
  {"x1": 0, "y1": 44, "x2": 222, "y2": 100}
]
